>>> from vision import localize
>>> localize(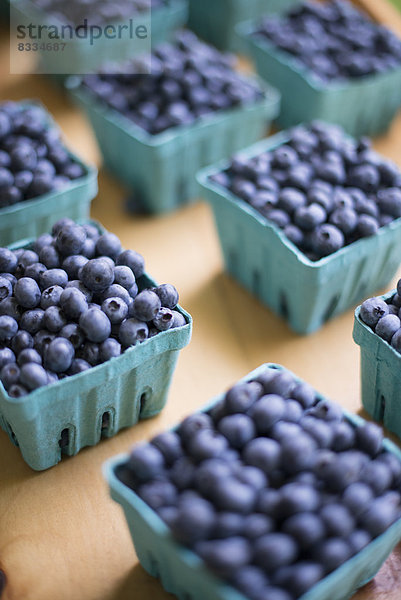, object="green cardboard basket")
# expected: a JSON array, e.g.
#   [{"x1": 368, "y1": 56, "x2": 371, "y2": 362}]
[
  {"x1": 187, "y1": 0, "x2": 301, "y2": 51},
  {"x1": 0, "y1": 224, "x2": 193, "y2": 471},
  {"x1": 353, "y1": 291, "x2": 401, "y2": 439},
  {"x1": 104, "y1": 363, "x2": 401, "y2": 600},
  {"x1": 197, "y1": 132, "x2": 401, "y2": 335},
  {"x1": 0, "y1": 101, "x2": 98, "y2": 246},
  {"x1": 237, "y1": 19, "x2": 401, "y2": 137},
  {"x1": 68, "y1": 76, "x2": 280, "y2": 214},
  {"x1": 11, "y1": 0, "x2": 188, "y2": 76}
]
